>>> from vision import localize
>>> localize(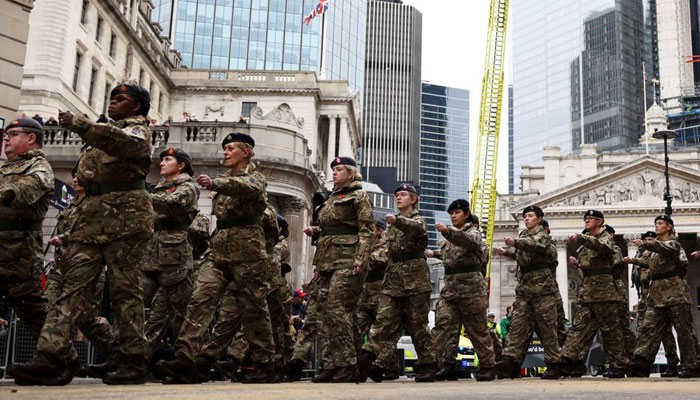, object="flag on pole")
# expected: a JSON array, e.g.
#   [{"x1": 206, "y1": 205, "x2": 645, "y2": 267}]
[{"x1": 304, "y1": 0, "x2": 329, "y2": 25}]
